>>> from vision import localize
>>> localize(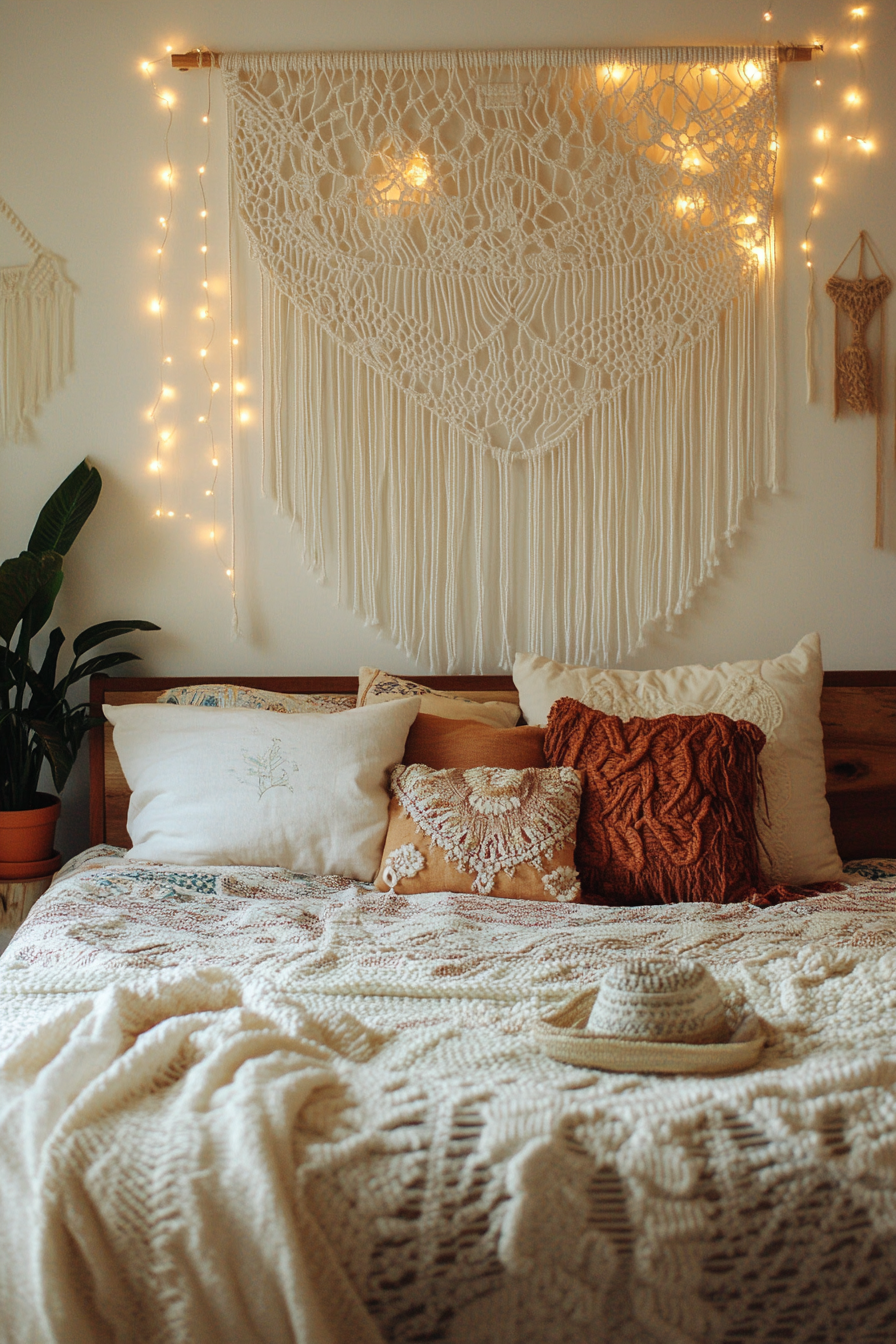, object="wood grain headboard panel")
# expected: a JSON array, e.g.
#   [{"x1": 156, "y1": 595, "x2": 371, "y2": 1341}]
[{"x1": 89, "y1": 672, "x2": 896, "y2": 862}]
